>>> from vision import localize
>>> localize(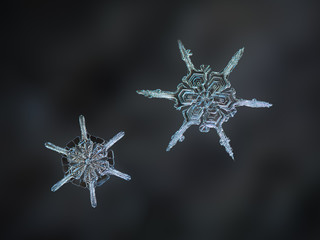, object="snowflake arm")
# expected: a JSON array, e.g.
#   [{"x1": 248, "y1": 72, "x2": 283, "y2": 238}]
[
  {"x1": 79, "y1": 115, "x2": 88, "y2": 141},
  {"x1": 44, "y1": 142, "x2": 69, "y2": 155},
  {"x1": 178, "y1": 40, "x2": 195, "y2": 72},
  {"x1": 167, "y1": 104, "x2": 203, "y2": 151},
  {"x1": 216, "y1": 127, "x2": 234, "y2": 160},
  {"x1": 51, "y1": 173, "x2": 73, "y2": 192},
  {"x1": 45, "y1": 115, "x2": 131, "y2": 208},
  {"x1": 235, "y1": 98, "x2": 272, "y2": 108},
  {"x1": 136, "y1": 89, "x2": 176, "y2": 101},
  {"x1": 223, "y1": 48, "x2": 244, "y2": 78},
  {"x1": 103, "y1": 131, "x2": 125, "y2": 152},
  {"x1": 102, "y1": 168, "x2": 131, "y2": 180},
  {"x1": 88, "y1": 181, "x2": 97, "y2": 208},
  {"x1": 166, "y1": 119, "x2": 200, "y2": 151}
]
